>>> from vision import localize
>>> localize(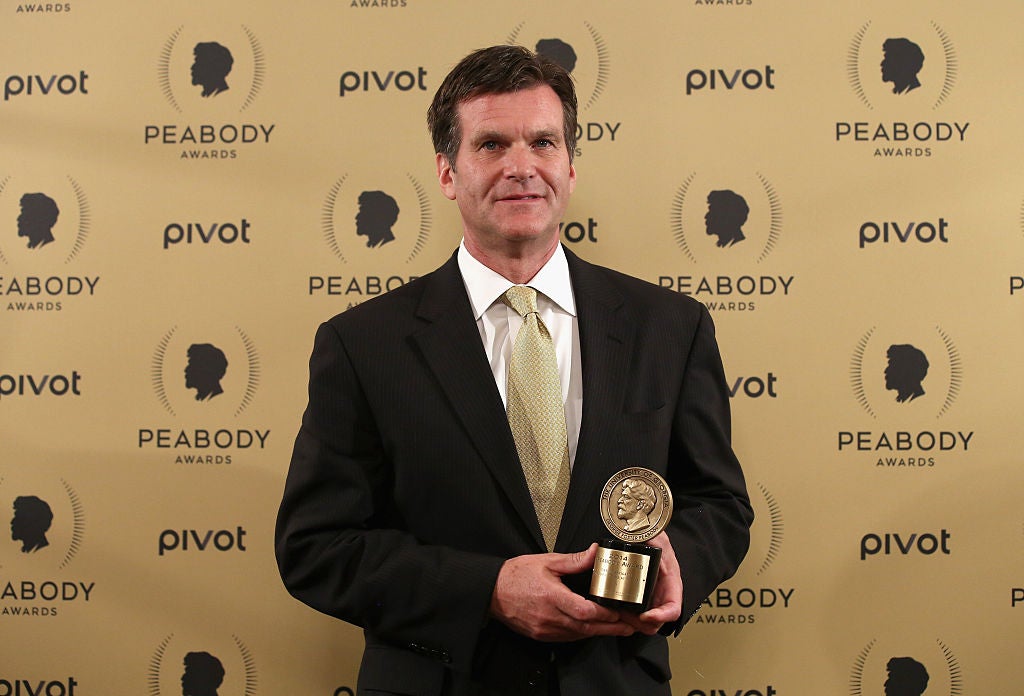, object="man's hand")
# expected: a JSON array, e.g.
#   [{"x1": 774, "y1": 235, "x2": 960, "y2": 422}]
[
  {"x1": 489, "y1": 543, "x2": 637, "y2": 642},
  {"x1": 618, "y1": 532, "x2": 683, "y2": 635}
]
